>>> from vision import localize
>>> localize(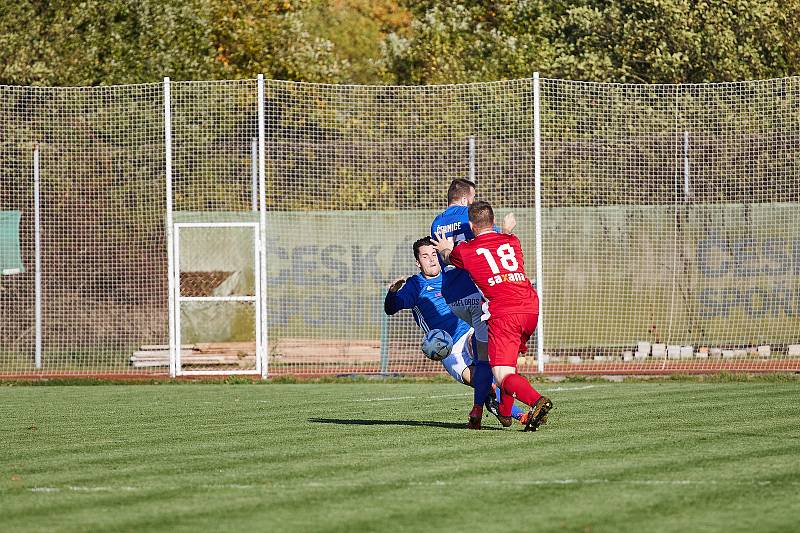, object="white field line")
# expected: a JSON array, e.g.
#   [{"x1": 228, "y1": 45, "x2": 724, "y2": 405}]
[
  {"x1": 29, "y1": 486, "x2": 138, "y2": 493},
  {"x1": 354, "y1": 393, "x2": 469, "y2": 402},
  {"x1": 24, "y1": 478, "x2": 799, "y2": 494},
  {"x1": 543, "y1": 385, "x2": 596, "y2": 392}
]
